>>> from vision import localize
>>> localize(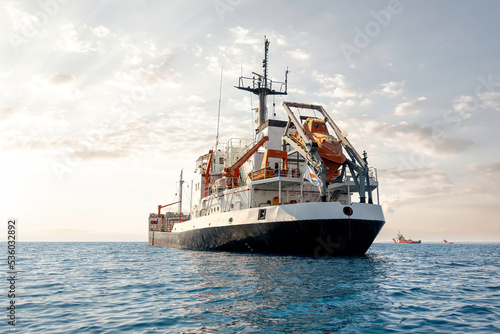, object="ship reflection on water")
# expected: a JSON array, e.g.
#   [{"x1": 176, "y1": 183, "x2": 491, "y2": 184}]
[{"x1": 178, "y1": 249, "x2": 389, "y2": 332}]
